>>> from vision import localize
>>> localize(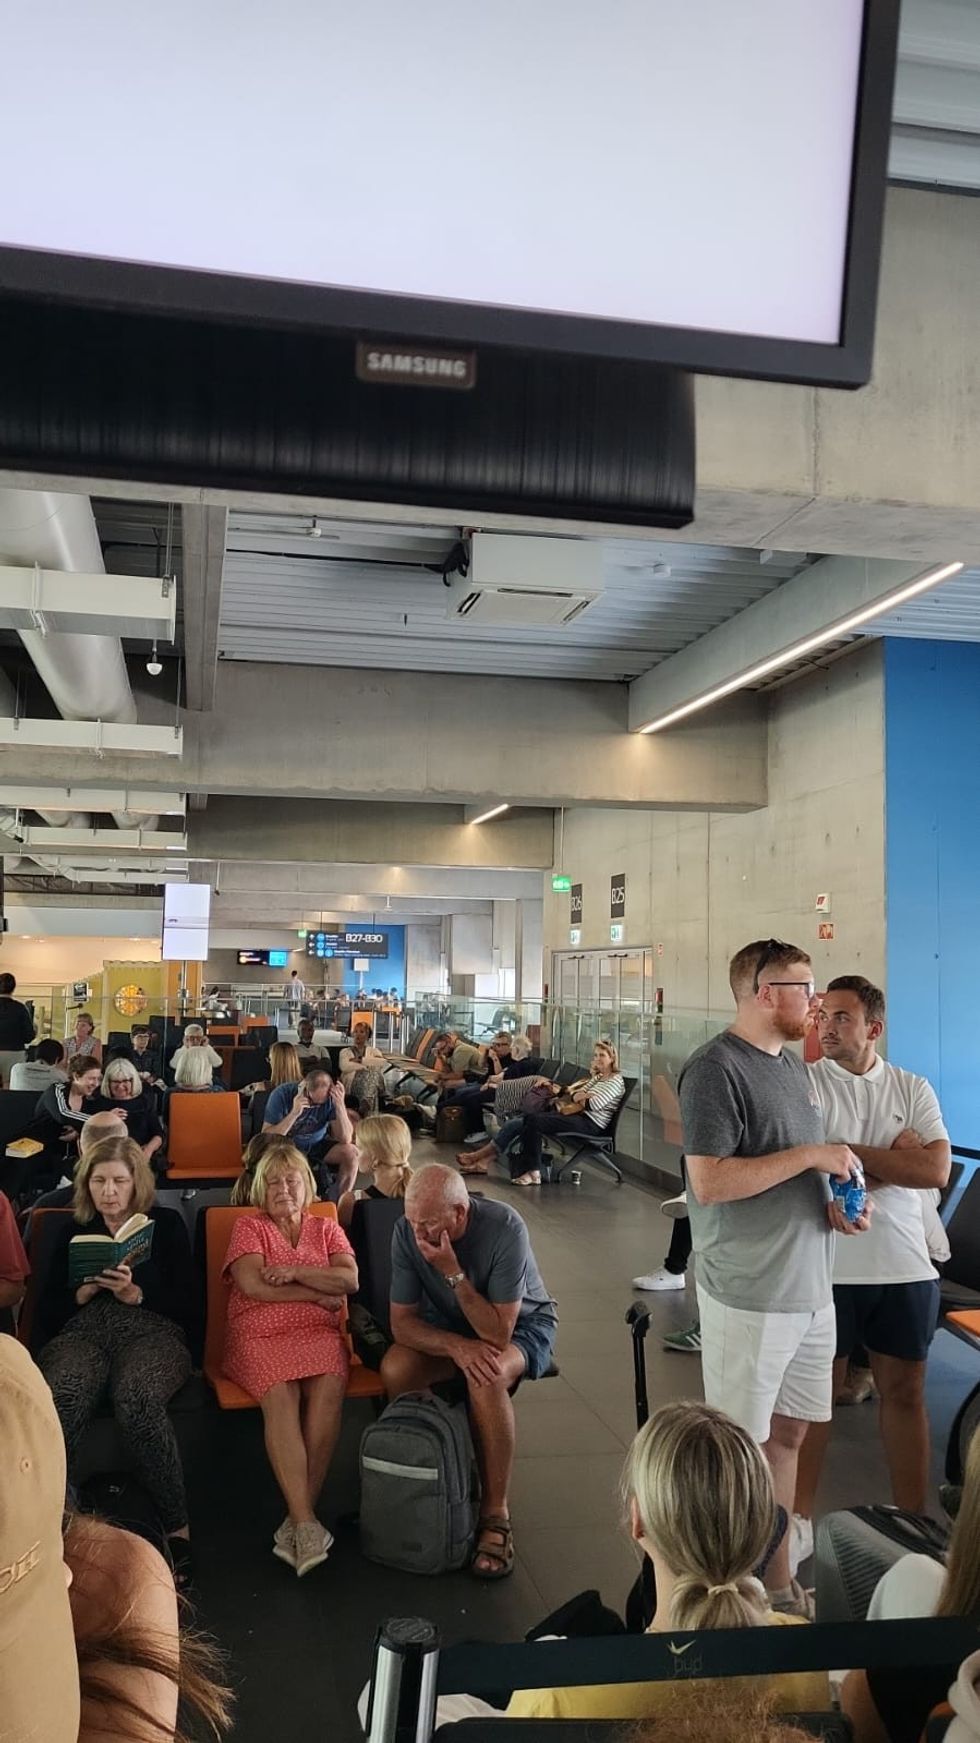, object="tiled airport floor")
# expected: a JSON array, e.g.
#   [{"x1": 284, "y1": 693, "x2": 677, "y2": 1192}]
[{"x1": 186, "y1": 1144, "x2": 978, "y2": 1740}]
